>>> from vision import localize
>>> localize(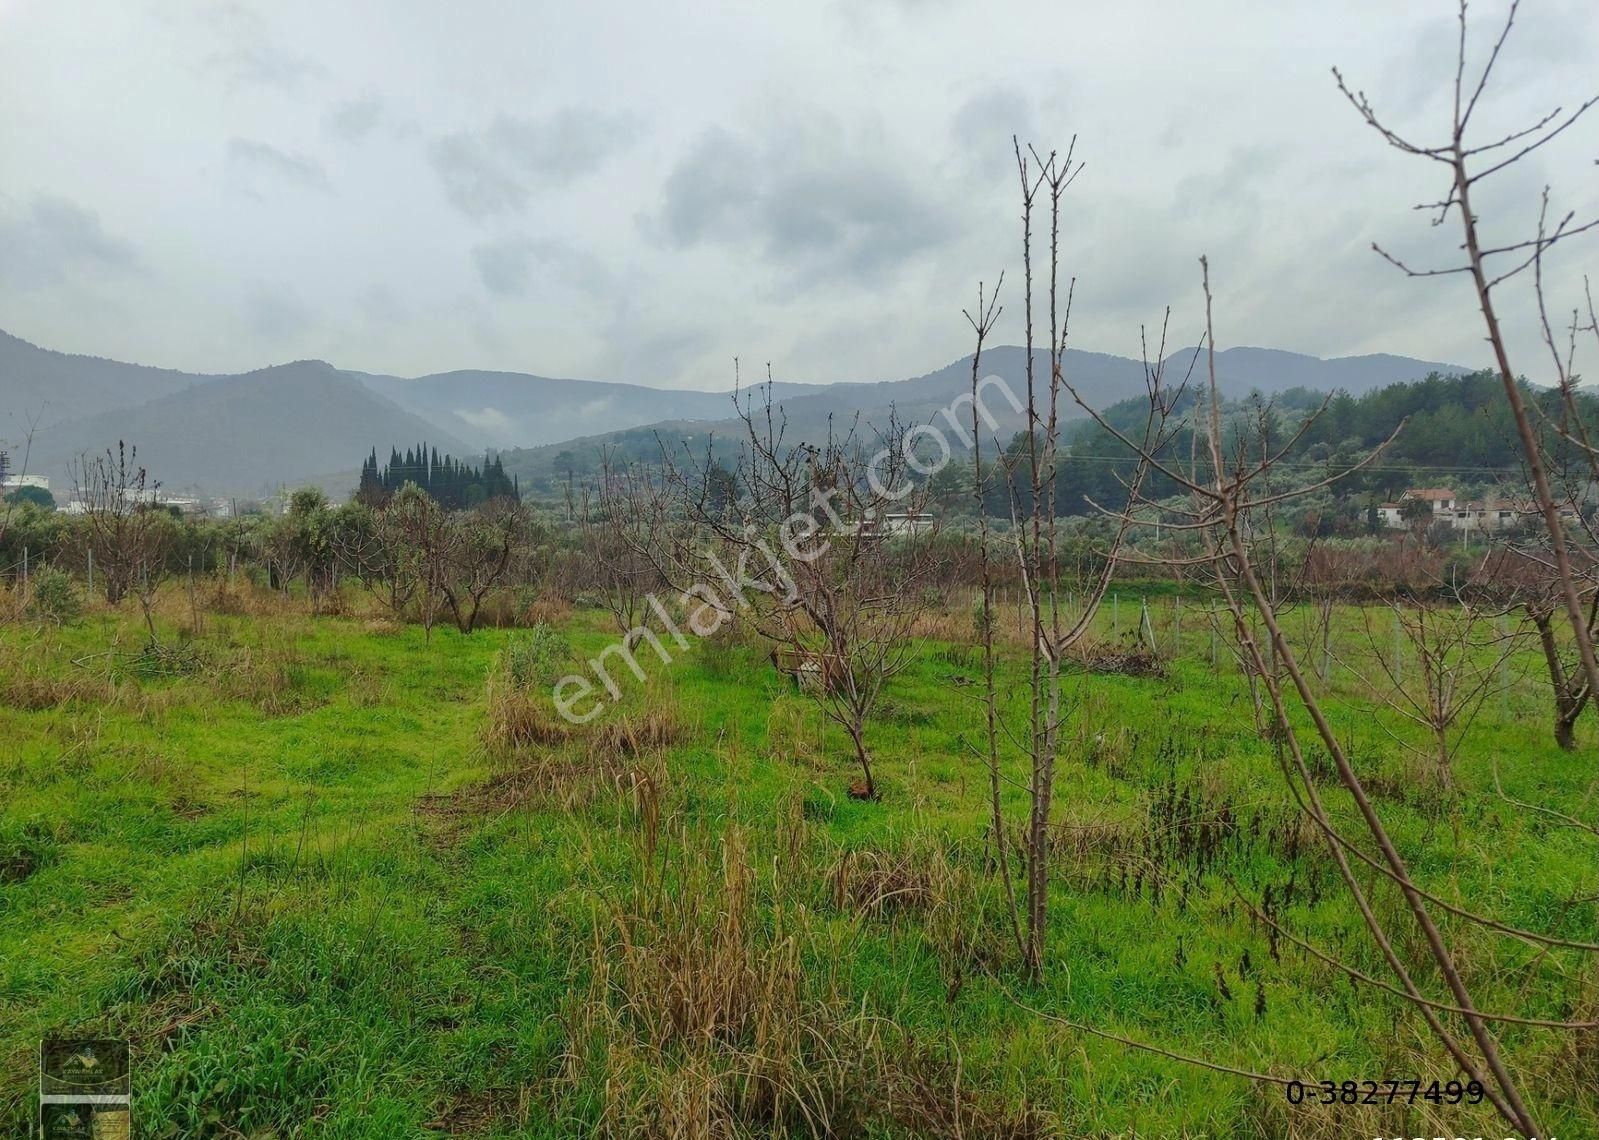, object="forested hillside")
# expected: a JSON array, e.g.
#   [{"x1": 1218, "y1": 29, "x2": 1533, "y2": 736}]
[{"x1": 981, "y1": 370, "x2": 1594, "y2": 523}]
